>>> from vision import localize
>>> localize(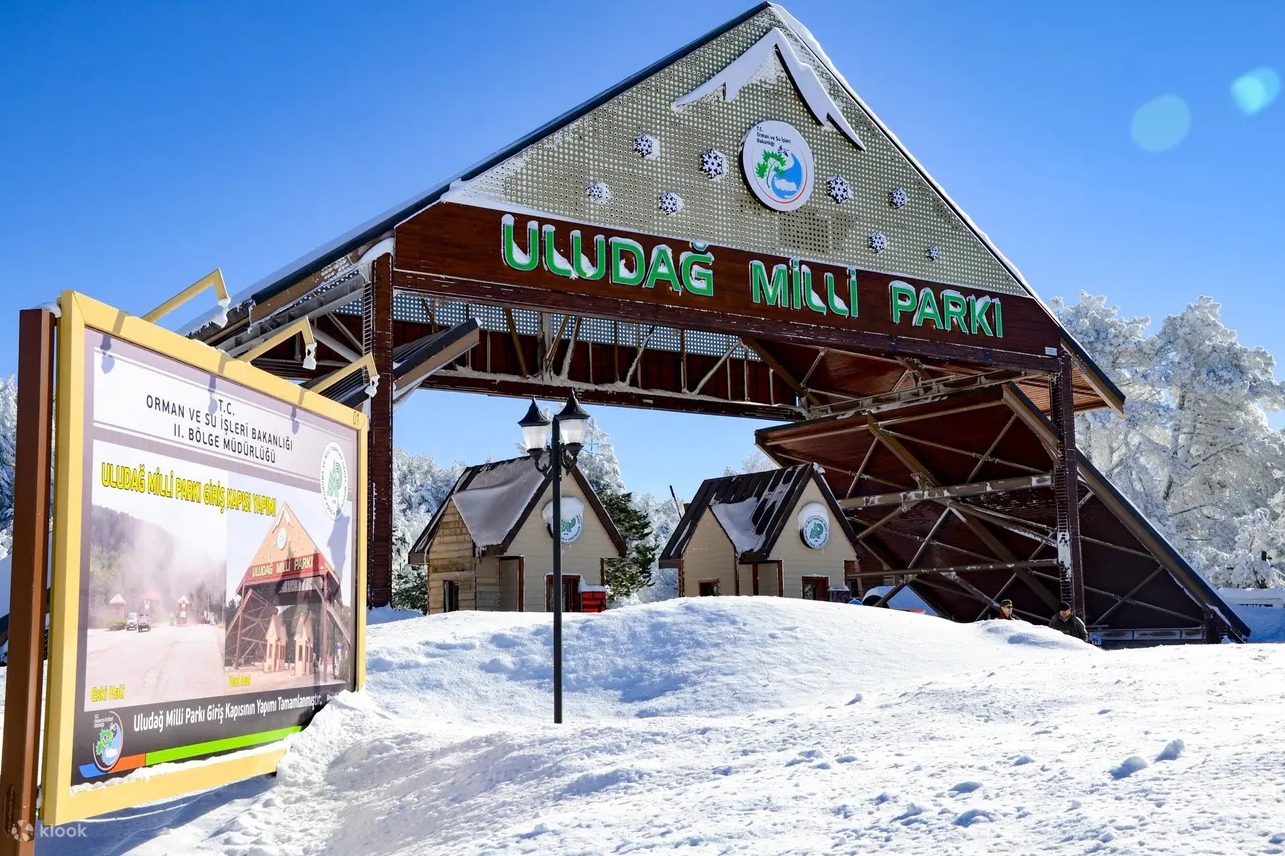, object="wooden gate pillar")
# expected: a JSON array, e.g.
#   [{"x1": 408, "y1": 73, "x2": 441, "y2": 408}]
[
  {"x1": 364, "y1": 254, "x2": 395, "y2": 607},
  {"x1": 1049, "y1": 350, "x2": 1086, "y2": 617},
  {"x1": 0, "y1": 309, "x2": 55, "y2": 854}
]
